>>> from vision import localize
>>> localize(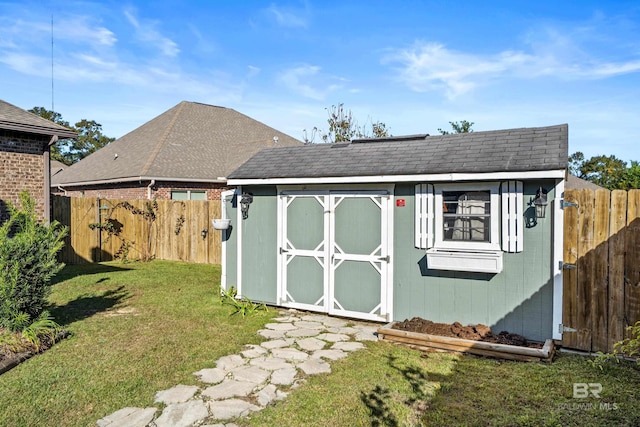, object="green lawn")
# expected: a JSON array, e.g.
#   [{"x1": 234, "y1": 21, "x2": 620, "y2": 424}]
[
  {"x1": 1, "y1": 260, "x2": 639, "y2": 427},
  {"x1": 0, "y1": 261, "x2": 272, "y2": 427}
]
